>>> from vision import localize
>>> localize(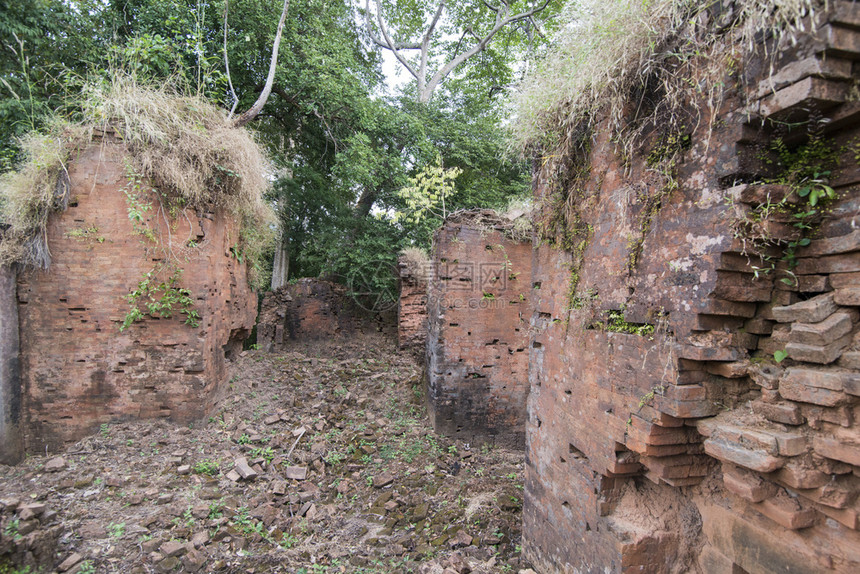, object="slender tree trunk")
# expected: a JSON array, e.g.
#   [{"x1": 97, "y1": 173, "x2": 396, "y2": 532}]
[
  {"x1": 233, "y1": 0, "x2": 291, "y2": 127},
  {"x1": 270, "y1": 236, "x2": 290, "y2": 291}
]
